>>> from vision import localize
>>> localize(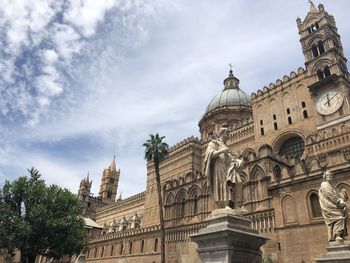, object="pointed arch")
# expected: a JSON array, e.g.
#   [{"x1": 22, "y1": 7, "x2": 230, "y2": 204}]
[
  {"x1": 240, "y1": 148, "x2": 257, "y2": 162},
  {"x1": 188, "y1": 185, "x2": 201, "y2": 198},
  {"x1": 175, "y1": 189, "x2": 188, "y2": 202},
  {"x1": 165, "y1": 192, "x2": 174, "y2": 205},
  {"x1": 250, "y1": 164, "x2": 265, "y2": 181}
]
